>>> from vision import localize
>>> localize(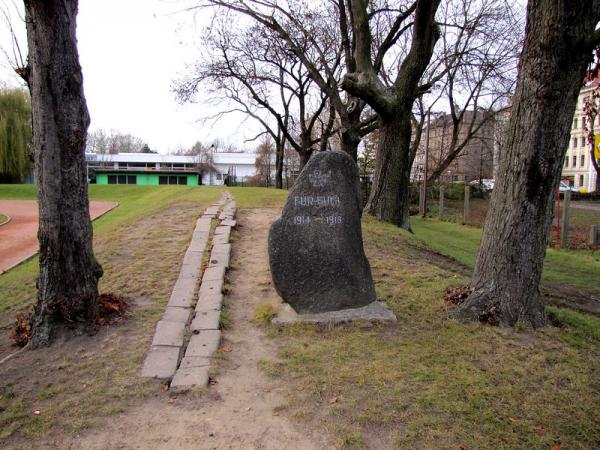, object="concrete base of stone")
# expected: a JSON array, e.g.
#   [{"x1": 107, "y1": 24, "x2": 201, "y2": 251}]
[{"x1": 272, "y1": 301, "x2": 397, "y2": 325}]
